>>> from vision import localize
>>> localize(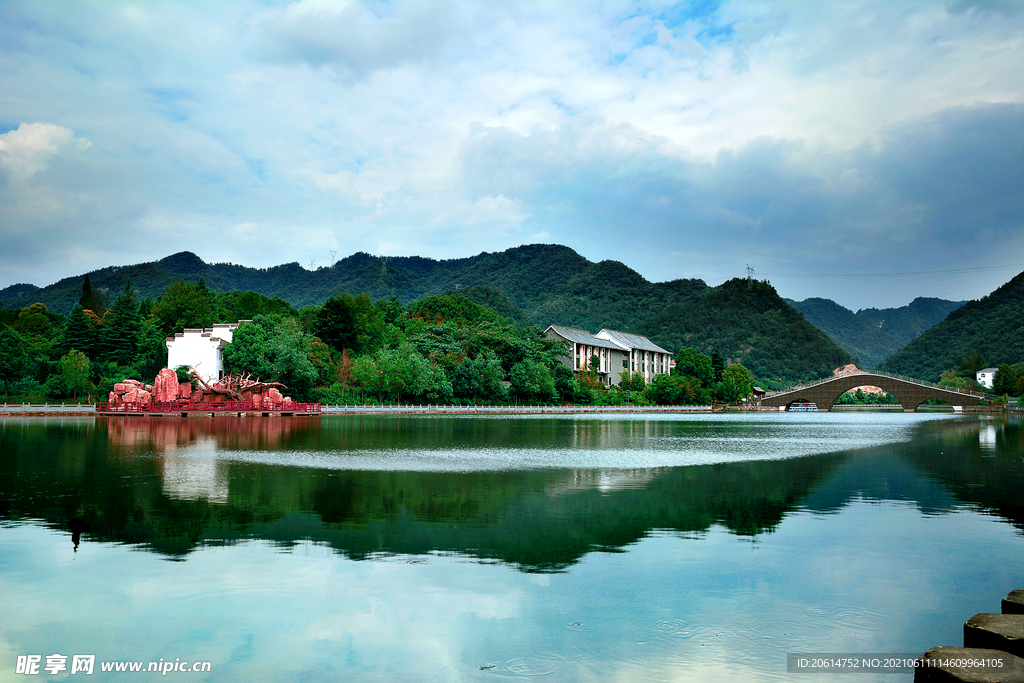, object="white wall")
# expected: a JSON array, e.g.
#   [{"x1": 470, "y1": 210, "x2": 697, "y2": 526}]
[{"x1": 165, "y1": 324, "x2": 240, "y2": 384}]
